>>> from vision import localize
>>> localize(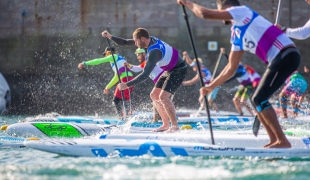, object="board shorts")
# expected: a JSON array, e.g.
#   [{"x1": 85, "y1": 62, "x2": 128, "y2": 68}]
[
  {"x1": 283, "y1": 78, "x2": 308, "y2": 98},
  {"x1": 114, "y1": 76, "x2": 134, "y2": 100},
  {"x1": 155, "y1": 62, "x2": 187, "y2": 94},
  {"x1": 235, "y1": 85, "x2": 253, "y2": 99}
]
